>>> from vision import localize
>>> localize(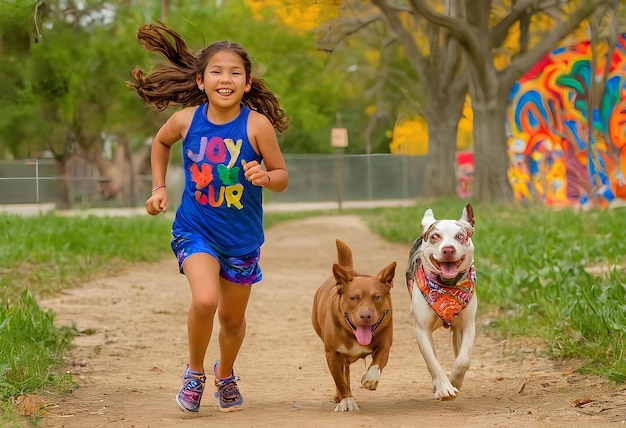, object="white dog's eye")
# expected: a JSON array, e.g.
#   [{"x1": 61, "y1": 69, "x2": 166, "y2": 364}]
[
  {"x1": 456, "y1": 233, "x2": 465, "y2": 241},
  {"x1": 430, "y1": 233, "x2": 440, "y2": 242}
]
